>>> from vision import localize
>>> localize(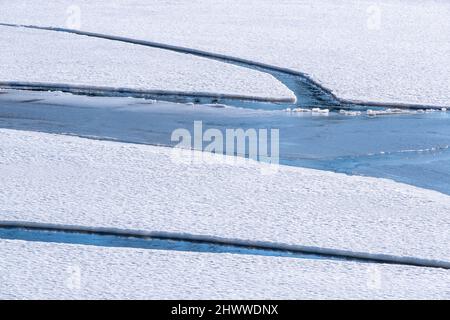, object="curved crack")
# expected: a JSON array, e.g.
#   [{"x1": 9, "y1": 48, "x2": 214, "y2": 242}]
[
  {"x1": 1, "y1": 23, "x2": 448, "y2": 110},
  {"x1": 0, "y1": 22, "x2": 343, "y2": 108}
]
